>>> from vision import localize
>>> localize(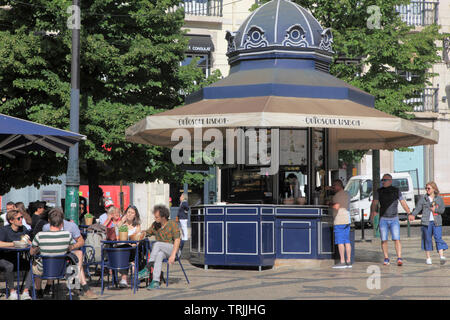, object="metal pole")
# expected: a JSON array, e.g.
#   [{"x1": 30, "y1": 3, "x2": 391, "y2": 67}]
[
  {"x1": 120, "y1": 180, "x2": 124, "y2": 213},
  {"x1": 65, "y1": 0, "x2": 81, "y2": 224},
  {"x1": 372, "y1": 150, "x2": 380, "y2": 238},
  {"x1": 361, "y1": 209, "x2": 365, "y2": 240}
]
